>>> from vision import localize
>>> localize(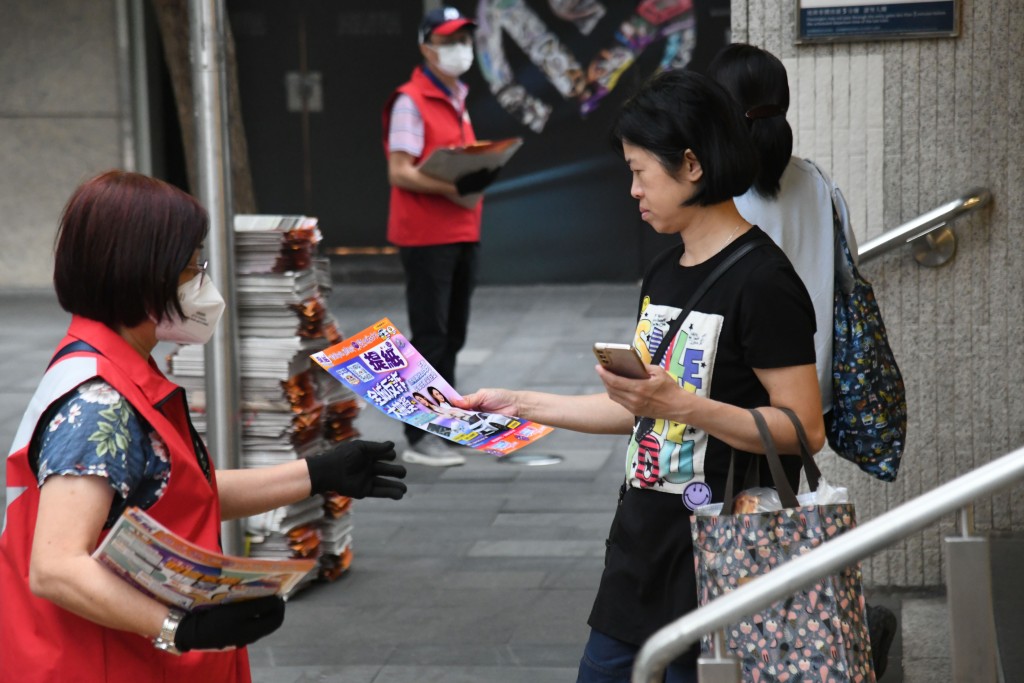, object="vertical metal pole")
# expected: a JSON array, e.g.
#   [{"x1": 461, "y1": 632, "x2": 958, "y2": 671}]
[
  {"x1": 188, "y1": 0, "x2": 243, "y2": 555},
  {"x1": 946, "y1": 504, "x2": 999, "y2": 682},
  {"x1": 129, "y1": 0, "x2": 153, "y2": 176},
  {"x1": 113, "y1": 0, "x2": 136, "y2": 171}
]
